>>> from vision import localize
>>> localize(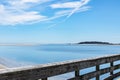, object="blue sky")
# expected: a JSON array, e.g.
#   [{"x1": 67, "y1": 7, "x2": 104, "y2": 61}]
[{"x1": 0, "y1": 0, "x2": 120, "y2": 44}]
